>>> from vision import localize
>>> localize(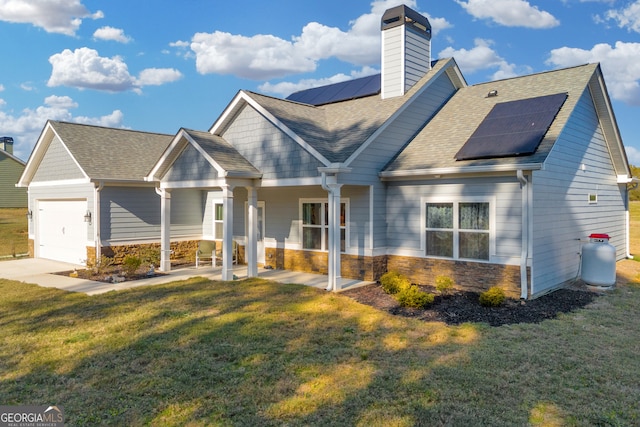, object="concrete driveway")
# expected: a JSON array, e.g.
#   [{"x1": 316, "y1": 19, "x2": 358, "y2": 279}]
[{"x1": 0, "y1": 258, "x2": 372, "y2": 295}]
